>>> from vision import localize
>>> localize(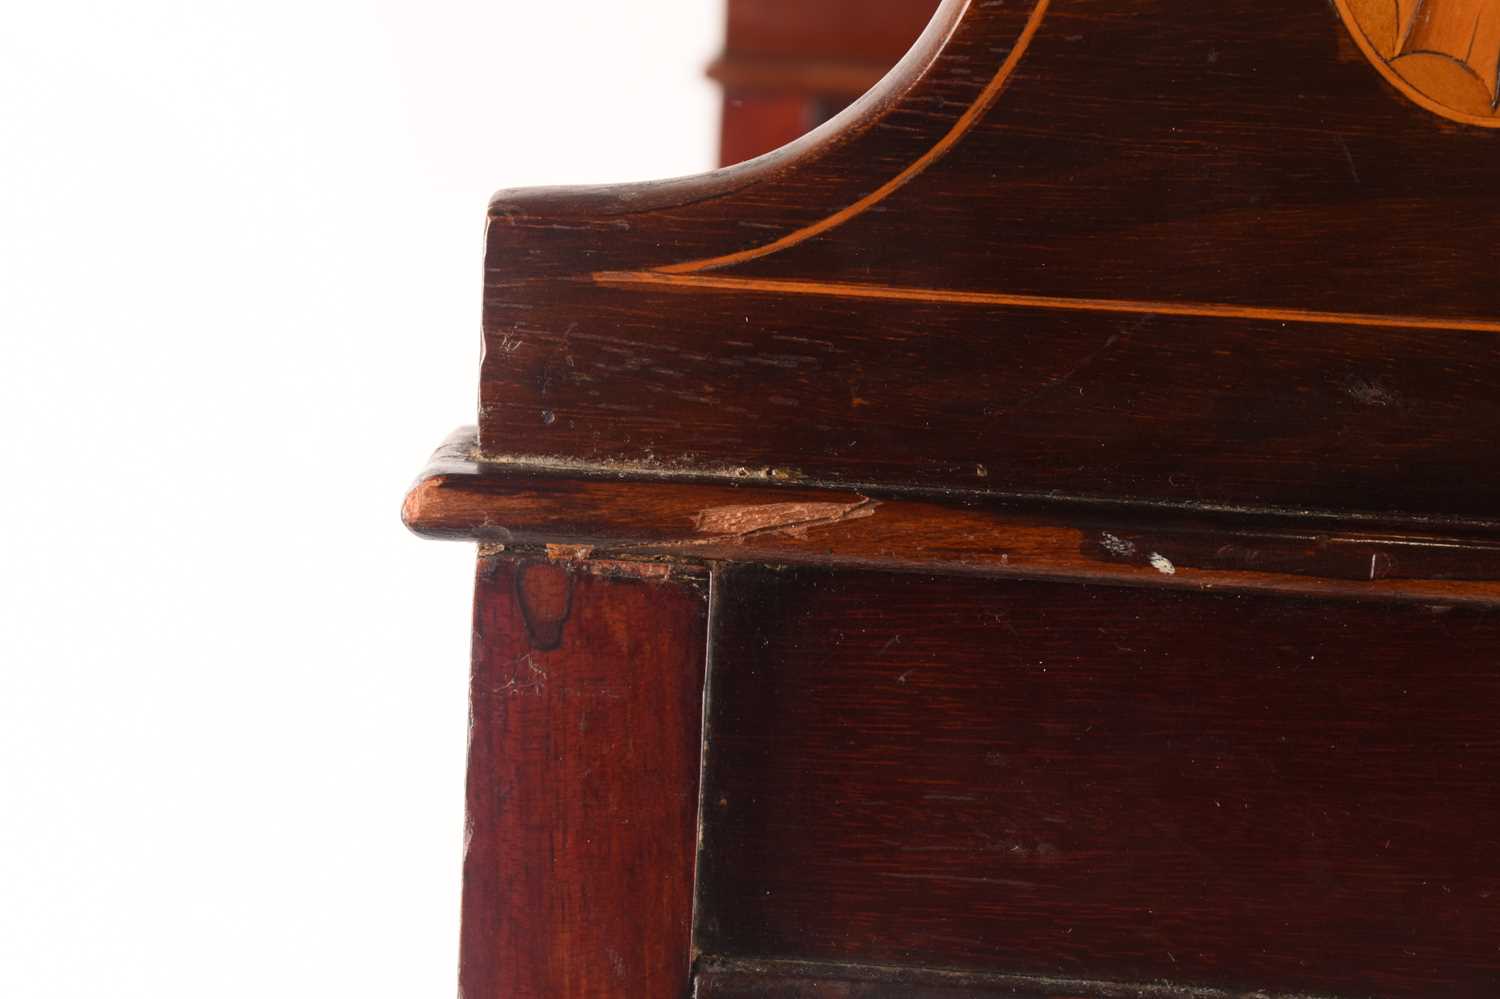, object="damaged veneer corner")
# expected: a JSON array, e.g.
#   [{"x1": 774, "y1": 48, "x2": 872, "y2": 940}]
[
  {"x1": 541, "y1": 545, "x2": 686, "y2": 582},
  {"x1": 539, "y1": 497, "x2": 882, "y2": 568},
  {"x1": 691, "y1": 497, "x2": 879, "y2": 542}
]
